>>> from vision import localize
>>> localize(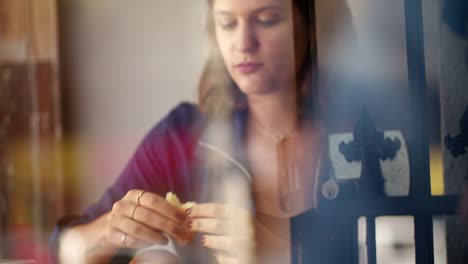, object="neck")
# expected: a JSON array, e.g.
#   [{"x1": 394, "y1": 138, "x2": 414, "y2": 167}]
[{"x1": 247, "y1": 87, "x2": 298, "y2": 136}]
